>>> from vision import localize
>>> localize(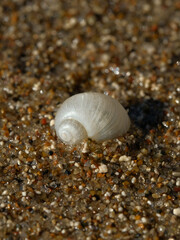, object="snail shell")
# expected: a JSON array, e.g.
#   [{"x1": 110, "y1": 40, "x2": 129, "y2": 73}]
[{"x1": 55, "y1": 92, "x2": 130, "y2": 144}]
